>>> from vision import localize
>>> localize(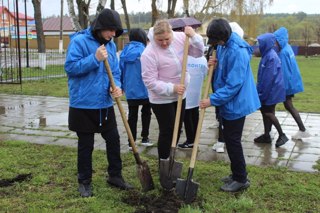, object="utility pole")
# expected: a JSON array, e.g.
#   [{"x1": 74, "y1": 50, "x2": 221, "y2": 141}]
[{"x1": 59, "y1": 0, "x2": 63, "y2": 54}]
